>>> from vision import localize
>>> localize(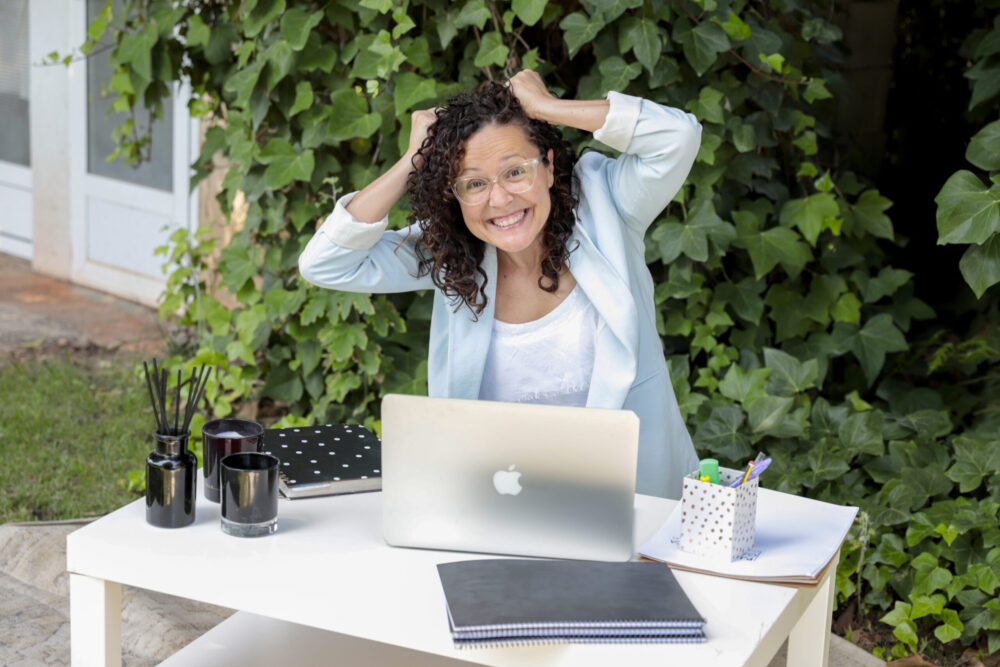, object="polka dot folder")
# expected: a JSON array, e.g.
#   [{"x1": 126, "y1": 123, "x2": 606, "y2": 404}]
[{"x1": 263, "y1": 424, "x2": 382, "y2": 499}]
